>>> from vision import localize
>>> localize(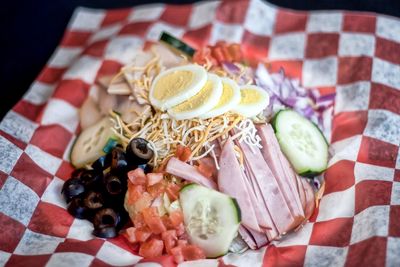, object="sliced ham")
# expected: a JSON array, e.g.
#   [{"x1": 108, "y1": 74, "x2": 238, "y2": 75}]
[
  {"x1": 239, "y1": 226, "x2": 257, "y2": 250},
  {"x1": 242, "y1": 161, "x2": 279, "y2": 240},
  {"x1": 165, "y1": 157, "x2": 217, "y2": 190},
  {"x1": 246, "y1": 226, "x2": 269, "y2": 249},
  {"x1": 218, "y1": 138, "x2": 261, "y2": 232},
  {"x1": 295, "y1": 174, "x2": 307, "y2": 212},
  {"x1": 237, "y1": 139, "x2": 295, "y2": 235},
  {"x1": 256, "y1": 124, "x2": 305, "y2": 225},
  {"x1": 241, "y1": 162, "x2": 275, "y2": 234},
  {"x1": 300, "y1": 178, "x2": 315, "y2": 222}
]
